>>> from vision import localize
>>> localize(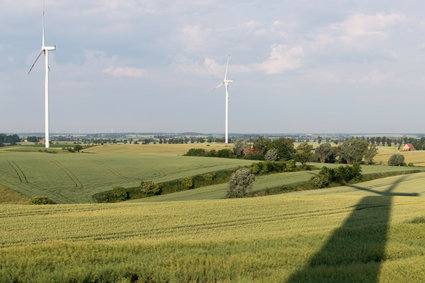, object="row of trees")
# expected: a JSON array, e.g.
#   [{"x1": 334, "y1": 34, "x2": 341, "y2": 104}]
[
  {"x1": 0, "y1": 134, "x2": 20, "y2": 146},
  {"x1": 186, "y1": 137, "x2": 378, "y2": 164},
  {"x1": 227, "y1": 163, "x2": 363, "y2": 198},
  {"x1": 314, "y1": 139, "x2": 378, "y2": 164}
]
